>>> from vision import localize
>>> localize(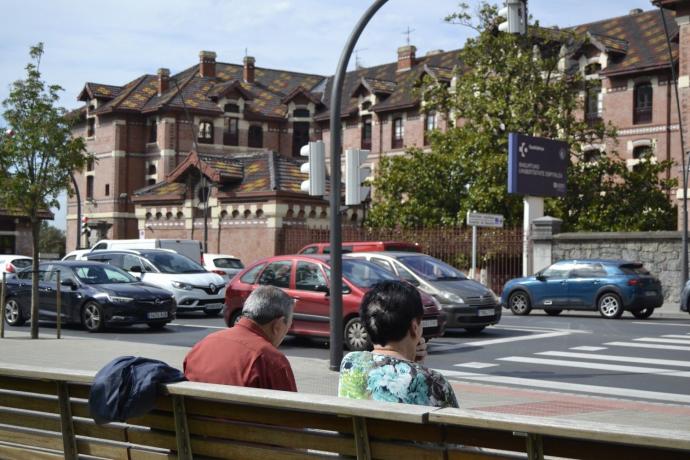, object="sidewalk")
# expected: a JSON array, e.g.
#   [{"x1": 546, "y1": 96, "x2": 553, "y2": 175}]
[{"x1": 1, "y1": 330, "x2": 689, "y2": 434}]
